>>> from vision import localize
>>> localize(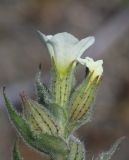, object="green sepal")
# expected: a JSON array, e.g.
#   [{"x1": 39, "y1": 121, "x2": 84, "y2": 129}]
[
  {"x1": 21, "y1": 94, "x2": 59, "y2": 136},
  {"x1": 51, "y1": 57, "x2": 75, "y2": 107},
  {"x1": 48, "y1": 103, "x2": 68, "y2": 123},
  {"x1": 95, "y1": 138, "x2": 124, "y2": 160},
  {"x1": 68, "y1": 136, "x2": 85, "y2": 160},
  {"x1": 48, "y1": 103, "x2": 68, "y2": 138},
  {"x1": 68, "y1": 72, "x2": 99, "y2": 132},
  {"x1": 35, "y1": 64, "x2": 52, "y2": 106},
  {"x1": 3, "y1": 89, "x2": 68, "y2": 157},
  {"x1": 12, "y1": 141, "x2": 23, "y2": 160},
  {"x1": 67, "y1": 105, "x2": 95, "y2": 135}
]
